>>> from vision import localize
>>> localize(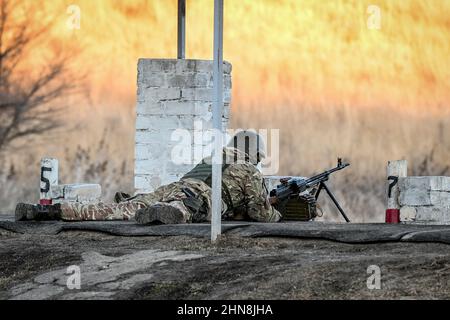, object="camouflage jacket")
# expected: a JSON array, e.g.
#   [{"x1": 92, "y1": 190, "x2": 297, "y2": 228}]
[{"x1": 184, "y1": 147, "x2": 281, "y2": 223}]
